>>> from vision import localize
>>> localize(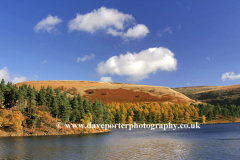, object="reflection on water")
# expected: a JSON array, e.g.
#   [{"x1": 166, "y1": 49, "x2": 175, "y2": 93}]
[
  {"x1": 99, "y1": 139, "x2": 191, "y2": 159},
  {"x1": 0, "y1": 123, "x2": 240, "y2": 159}
]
